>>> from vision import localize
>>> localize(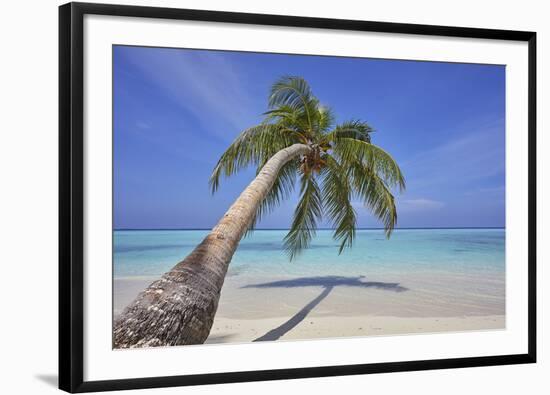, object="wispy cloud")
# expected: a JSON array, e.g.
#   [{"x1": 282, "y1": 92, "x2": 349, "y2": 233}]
[
  {"x1": 121, "y1": 48, "x2": 257, "y2": 141},
  {"x1": 401, "y1": 118, "x2": 505, "y2": 191},
  {"x1": 397, "y1": 198, "x2": 445, "y2": 212},
  {"x1": 135, "y1": 120, "x2": 151, "y2": 130}
]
